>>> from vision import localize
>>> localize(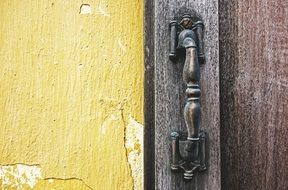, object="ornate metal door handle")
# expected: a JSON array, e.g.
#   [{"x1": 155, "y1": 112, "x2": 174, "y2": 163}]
[{"x1": 169, "y1": 12, "x2": 207, "y2": 180}]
